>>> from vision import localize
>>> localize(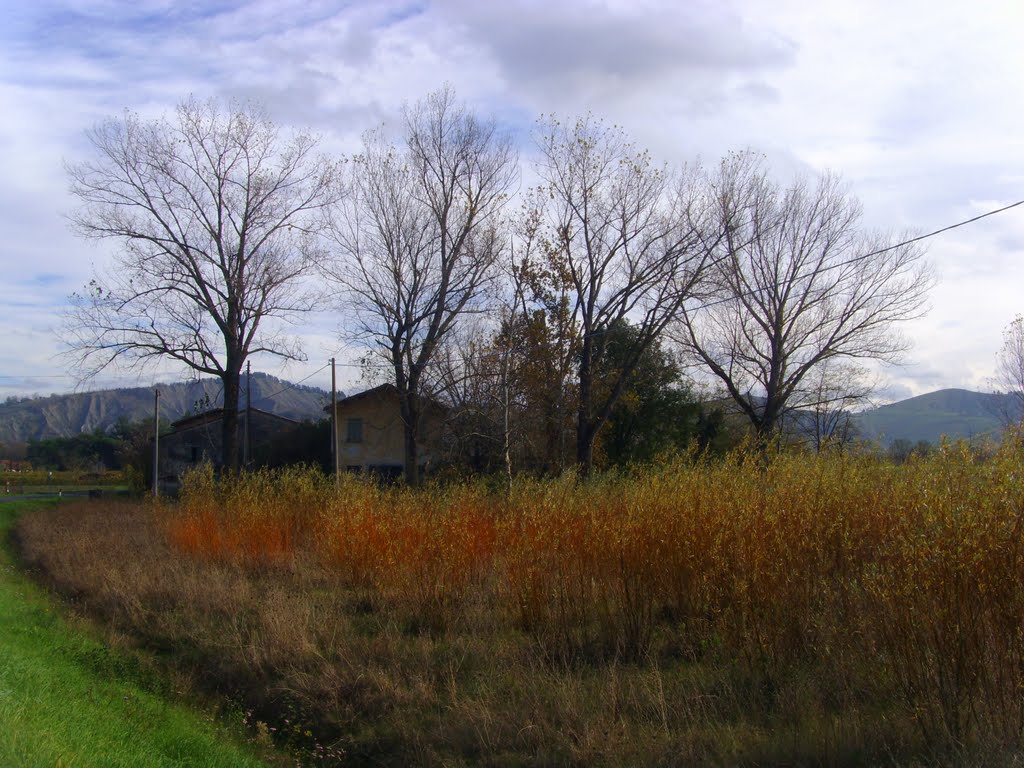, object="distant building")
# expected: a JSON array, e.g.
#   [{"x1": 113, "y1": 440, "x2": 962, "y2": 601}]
[
  {"x1": 326, "y1": 384, "x2": 446, "y2": 481},
  {"x1": 158, "y1": 407, "x2": 302, "y2": 489}
]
